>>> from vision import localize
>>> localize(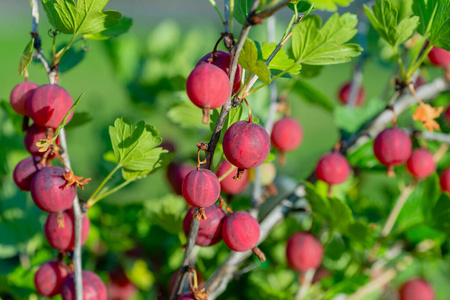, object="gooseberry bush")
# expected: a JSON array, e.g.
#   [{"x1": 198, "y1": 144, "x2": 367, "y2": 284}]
[{"x1": 1, "y1": 0, "x2": 450, "y2": 299}]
